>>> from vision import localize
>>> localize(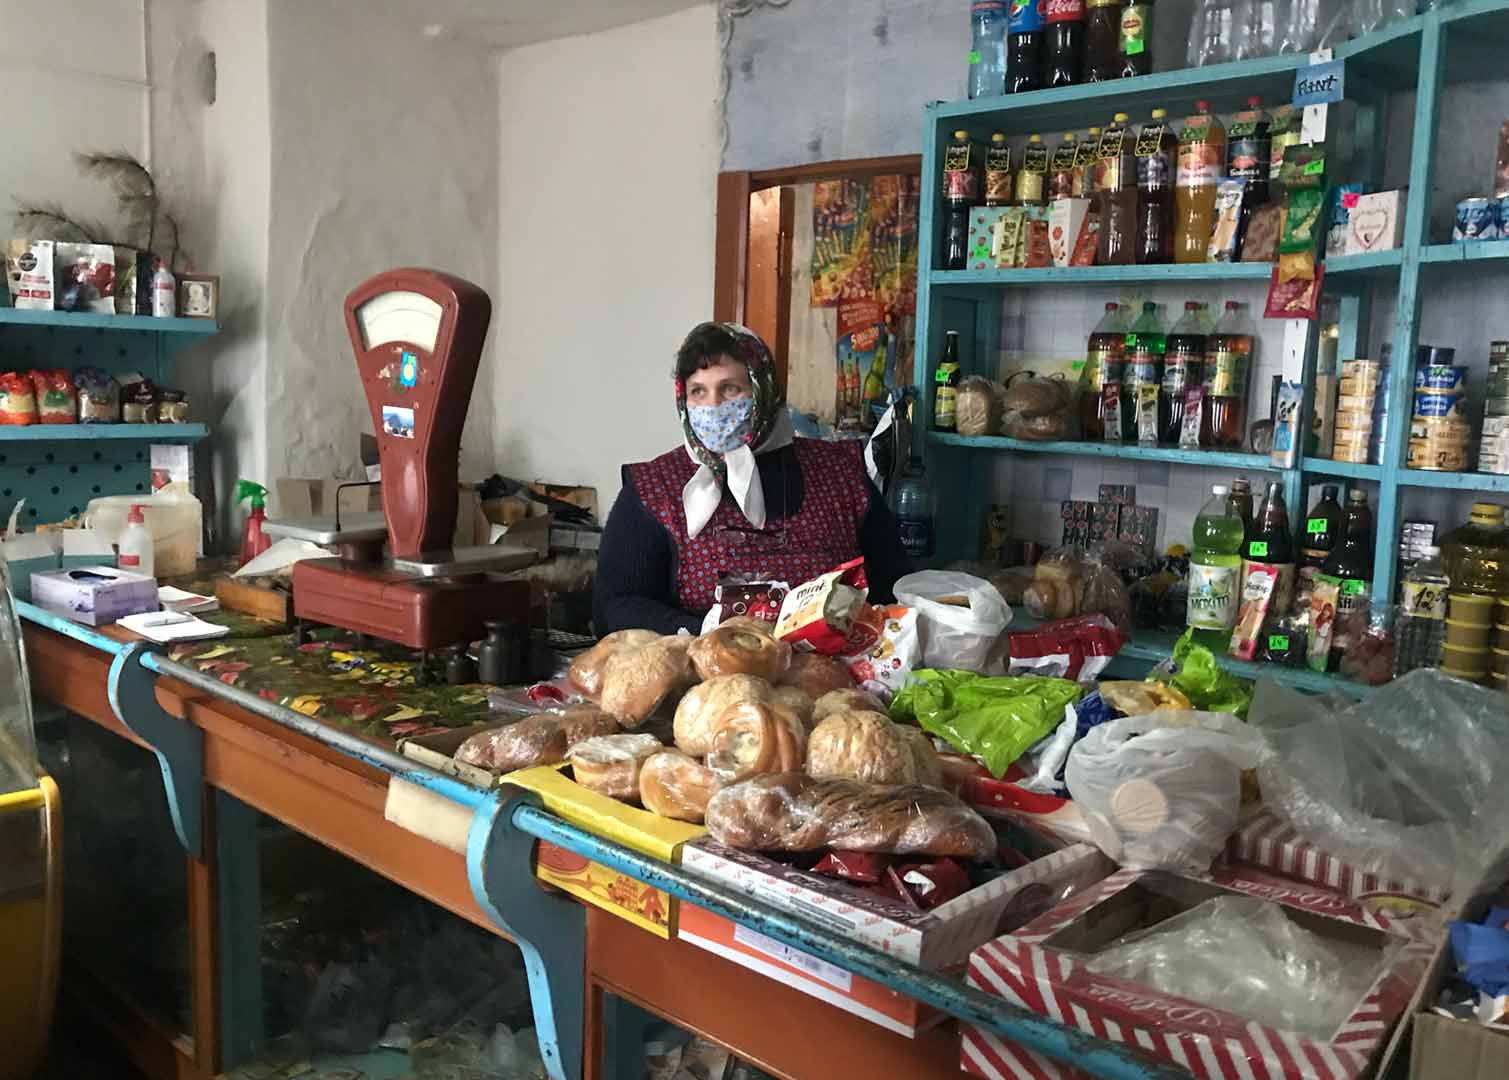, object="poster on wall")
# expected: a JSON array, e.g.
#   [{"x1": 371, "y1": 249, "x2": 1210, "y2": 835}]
[{"x1": 810, "y1": 179, "x2": 872, "y2": 306}]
